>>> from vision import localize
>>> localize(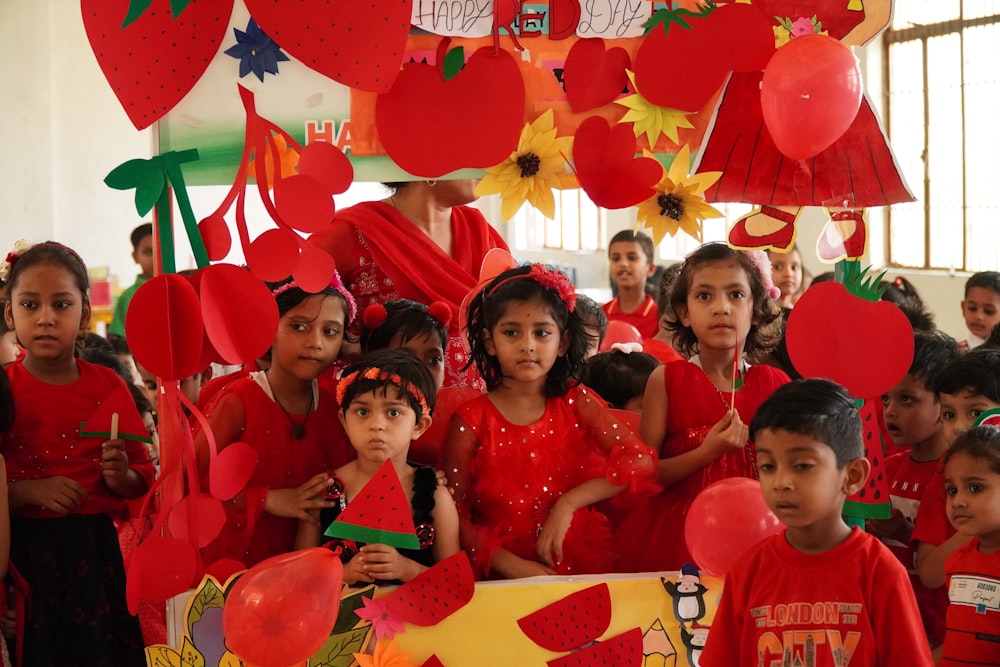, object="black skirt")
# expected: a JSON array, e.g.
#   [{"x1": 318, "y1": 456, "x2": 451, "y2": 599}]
[{"x1": 11, "y1": 514, "x2": 145, "y2": 667}]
